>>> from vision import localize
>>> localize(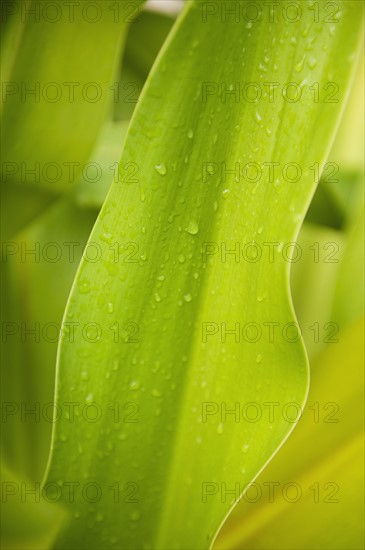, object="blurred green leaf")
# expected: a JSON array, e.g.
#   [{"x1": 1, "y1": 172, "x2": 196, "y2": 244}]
[
  {"x1": 1, "y1": 0, "x2": 145, "y2": 237},
  {"x1": 290, "y1": 222, "x2": 344, "y2": 360},
  {"x1": 332, "y1": 205, "x2": 364, "y2": 327},
  {"x1": 114, "y1": 10, "x2": 175, "y2": 121},
  {"x1": 215, "y1": 317, "x2": 364, "y2": 550},
  {"x1": 1, "y1": 199, "x2": 97, "y2": 480},
  {"x1": 73, "y1": 120, "x2": 129, "y2": 209},
  {"x1": 0, "y1": 463, "x2": 65, "y2": 550}
]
